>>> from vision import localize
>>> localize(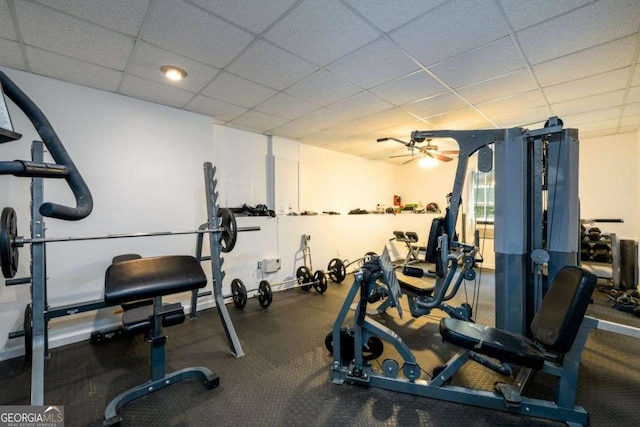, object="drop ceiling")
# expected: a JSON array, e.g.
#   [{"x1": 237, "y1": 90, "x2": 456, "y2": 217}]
[{"x1": 1, "y1": 0, "x2": 639, "y2": 164}]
